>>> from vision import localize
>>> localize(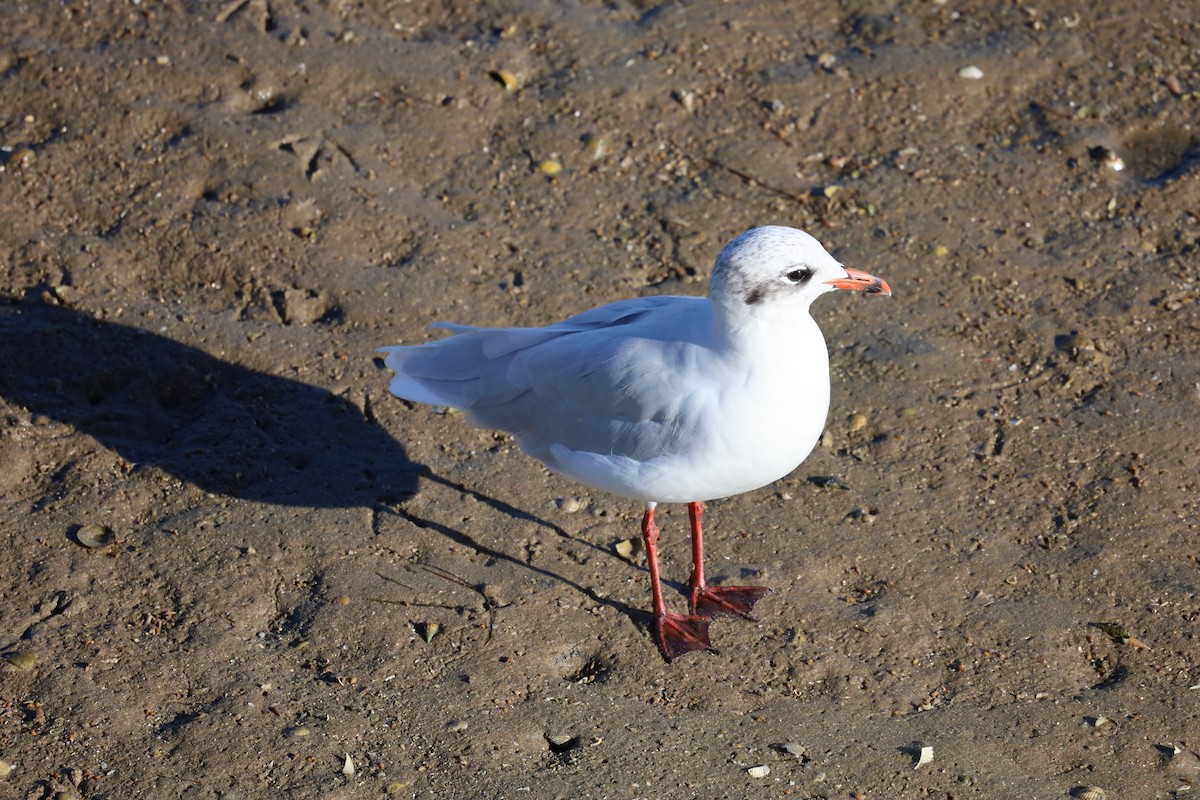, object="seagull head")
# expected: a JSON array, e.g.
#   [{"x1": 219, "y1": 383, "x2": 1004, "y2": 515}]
[{"x1": 709, "y1": 226, "x2": 890, "y2": 326}]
